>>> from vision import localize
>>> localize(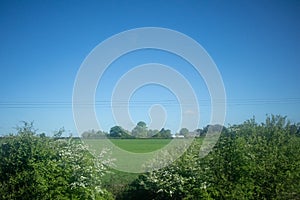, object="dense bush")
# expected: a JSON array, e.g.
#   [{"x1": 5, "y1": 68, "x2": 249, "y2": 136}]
[
  {"x1": 125, "y1": 115, "x2": 300, "y2": 199},
  {"x1": 0, "y1": 122, "x2": 114, "y2": 200},
  {"x1": 206, "y1": 116, "x2": 300, "y2": 199},
  {"x1": 124, "y1": 140, "x2": 208, "y2": 200}
]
